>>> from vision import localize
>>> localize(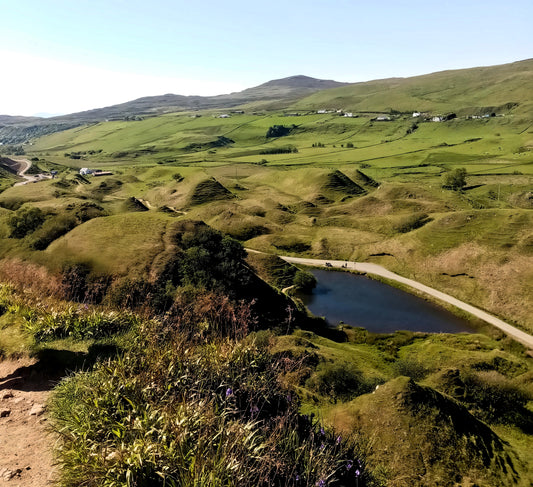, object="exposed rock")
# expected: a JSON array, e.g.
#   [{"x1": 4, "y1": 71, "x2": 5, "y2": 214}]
[
  {"x1": 1, "y1": 391, "x2": 14, "y2": 400},
  {"x1": 29, "y1": 404, "x2": 45, "y2": 416},
  {"x1": 0, "y1": 409, "x2": 11, "y2": 417}
]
